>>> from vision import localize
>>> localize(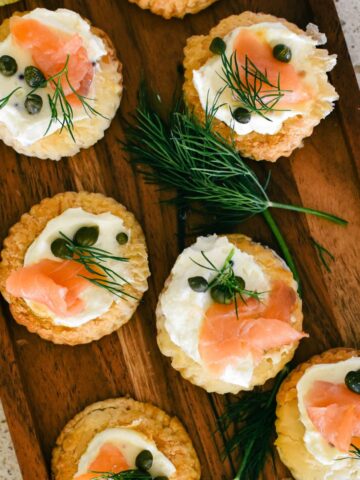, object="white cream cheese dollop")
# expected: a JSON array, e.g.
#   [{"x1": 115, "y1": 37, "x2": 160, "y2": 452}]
[
  {"x1": 24, "y1": 208, "x2": 130, "y2": 328},
  {"x1": 297, "y1": 357, "x2": 360, "y2": 478},
  {"x1": 76, "y1": 427, "x2": 176, "y2": 478},
  {"x1": 193, "y1": 22, "x2": 323, "y2": 136},
  {"x1": 0, "y1": 8, "x2": 106, "y2": 146},
  {"x1": 159, "y1": 235, "x2": 274, "y2": 387}
]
